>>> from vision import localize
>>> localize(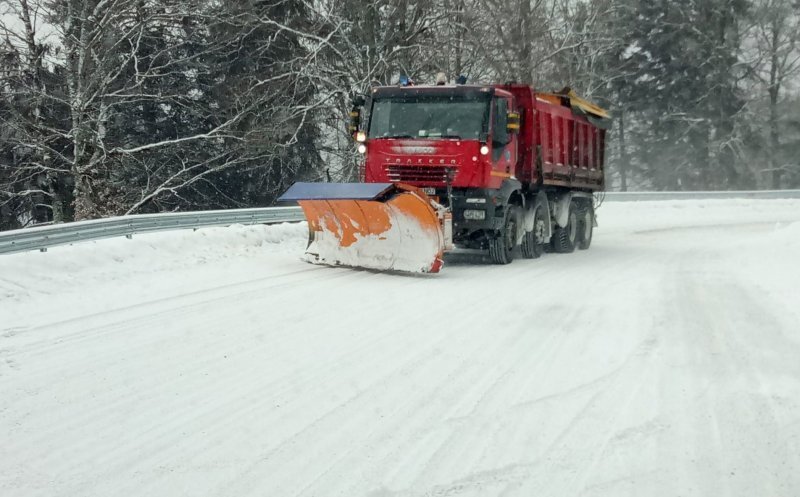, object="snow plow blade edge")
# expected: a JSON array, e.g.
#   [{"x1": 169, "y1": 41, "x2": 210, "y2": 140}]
[{"x1": 279, "y1": 183, "x2": 445, "y2": 274}]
